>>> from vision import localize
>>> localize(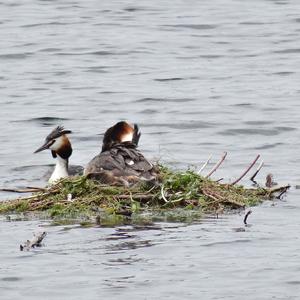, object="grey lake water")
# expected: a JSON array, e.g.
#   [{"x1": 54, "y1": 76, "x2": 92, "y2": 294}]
[{"x1": 1, "y1": 0, "x2": 300, "y2": 299}]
